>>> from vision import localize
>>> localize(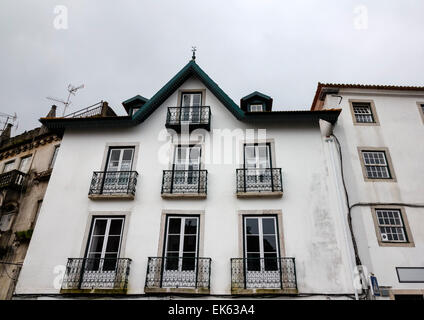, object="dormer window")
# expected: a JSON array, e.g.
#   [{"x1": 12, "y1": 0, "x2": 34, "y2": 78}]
[
  {"x1": 240, "y1": 91, "x2": 273, "y2": 113},
  {"x1": 248, "y1": 104, "x2": 264, "y2": 112}
]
